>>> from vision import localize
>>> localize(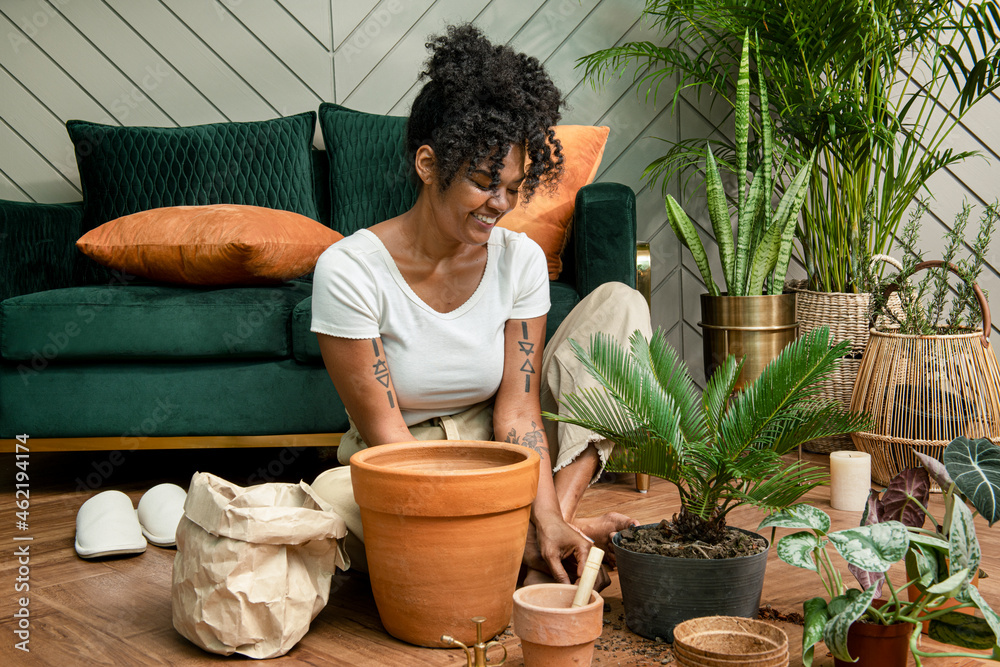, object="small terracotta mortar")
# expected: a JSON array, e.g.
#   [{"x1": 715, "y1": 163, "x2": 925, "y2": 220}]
[{"x1": 512, "y1": 583, "x2": 604, "y2": 667}]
